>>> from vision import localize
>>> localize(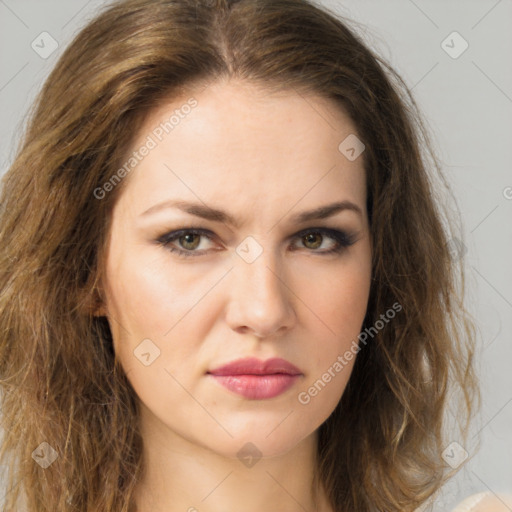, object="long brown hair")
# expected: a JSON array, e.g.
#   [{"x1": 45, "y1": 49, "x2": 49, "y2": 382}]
[{"x1": 0, "y1": 0, "x2": 479, "y2": 510}]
